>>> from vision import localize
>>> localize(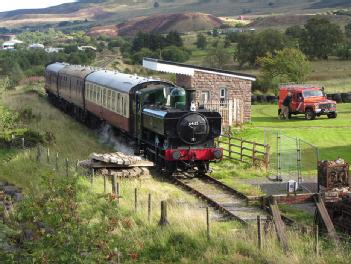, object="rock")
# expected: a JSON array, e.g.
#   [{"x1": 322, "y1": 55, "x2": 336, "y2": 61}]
[
  {"x1": 3, "y1": 186, "x2": 19, "y2": 196},
  {"x1": 14, "y1": 192, "x2": 23, "y2": 202}
]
